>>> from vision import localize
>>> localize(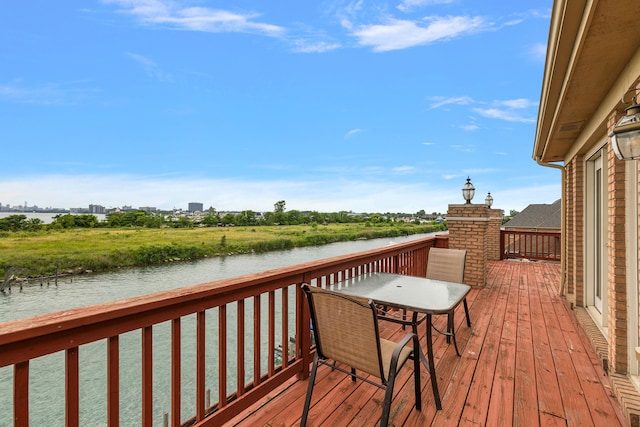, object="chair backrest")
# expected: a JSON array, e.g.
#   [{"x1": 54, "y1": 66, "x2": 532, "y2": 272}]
[
  {"x1": 426, "y1": 247, "x2": 466, "y2": 283},
  {"x1": 302, "y1": 285, "x2": 385, "y2": 380}
]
